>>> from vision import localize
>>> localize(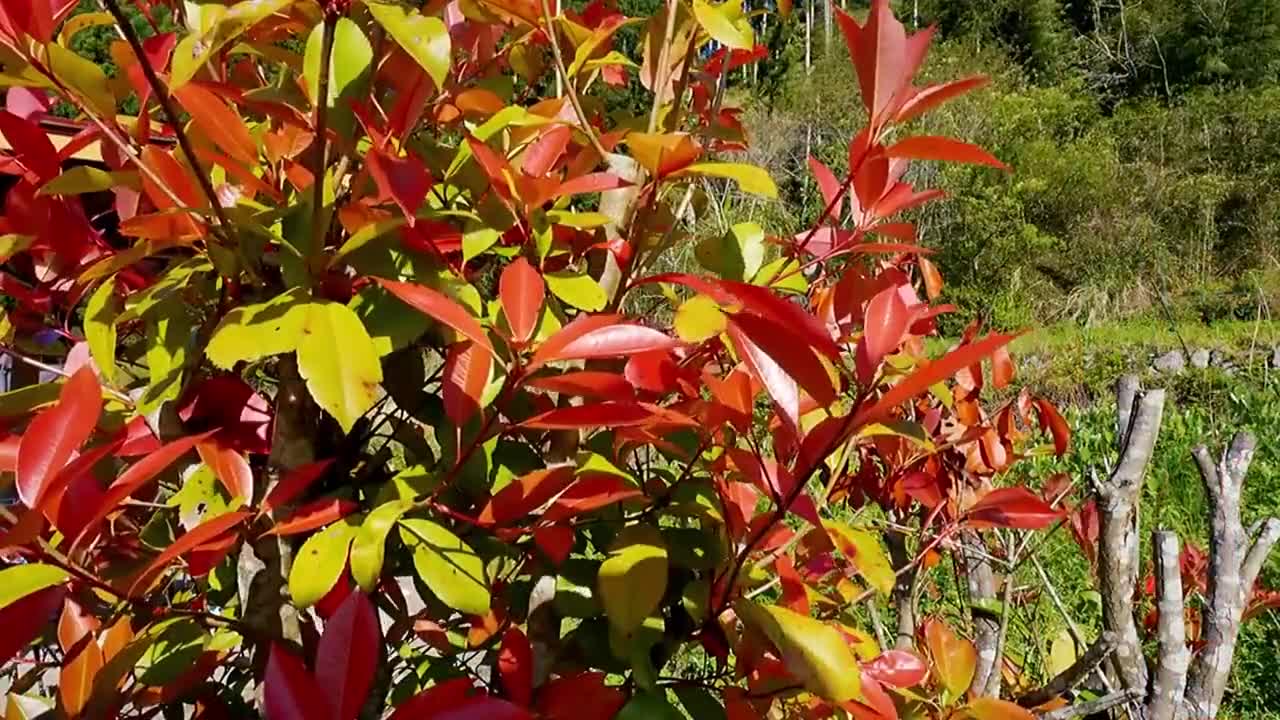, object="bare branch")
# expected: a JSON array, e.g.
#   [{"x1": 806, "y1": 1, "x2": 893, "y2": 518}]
[
  {"x1": 1018, "y1": 632, "x2": 1117, "y2": 708},
  {"x1": 1148, "y1": 531, "x2": 1189, "y2": 720},
  {"x1": 962, "y1": 531, "x2": 1001, "y2": 697},
  {"x1": 885, "y1": 524, "x2": 917, "y2": 649},
  {"x1": 1242, "y1": 517, "x2": 1280, "y2": 597},
  {"x1": 1095, "y1": 381, "x2": 1164, "y2": 694},
  {"x1": 1039, "y1": 689, "x2": 1144, "y2": 720},
  {"x1": 1185, "y1": 432, "x2": 1260, "y2": 718}
]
